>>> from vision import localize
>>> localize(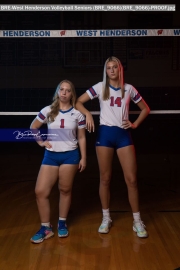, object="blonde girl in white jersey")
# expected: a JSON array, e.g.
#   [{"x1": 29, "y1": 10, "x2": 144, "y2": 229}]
[
  {"x1": 76, "y1": 57, "x2": 150, "y2": 238},
  {"x1": 30, "y1": 80, "x2": 86, "y2": 243}
]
